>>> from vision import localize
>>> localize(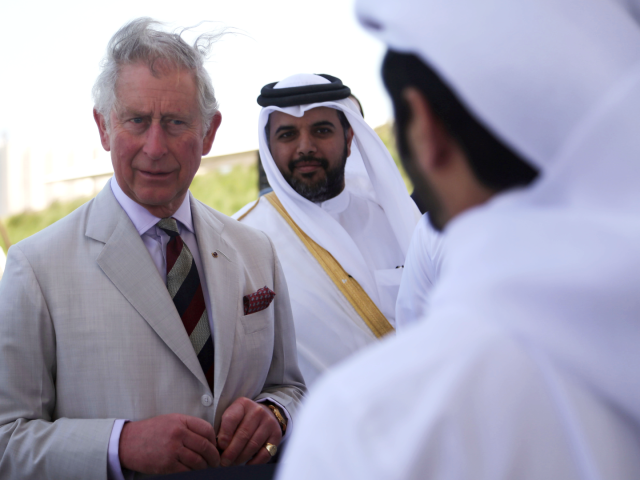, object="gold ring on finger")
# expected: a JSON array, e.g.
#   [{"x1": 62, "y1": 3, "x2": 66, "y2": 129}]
[{"x1": 264, "y1": 442, "x2": 278, "y2": 457}]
